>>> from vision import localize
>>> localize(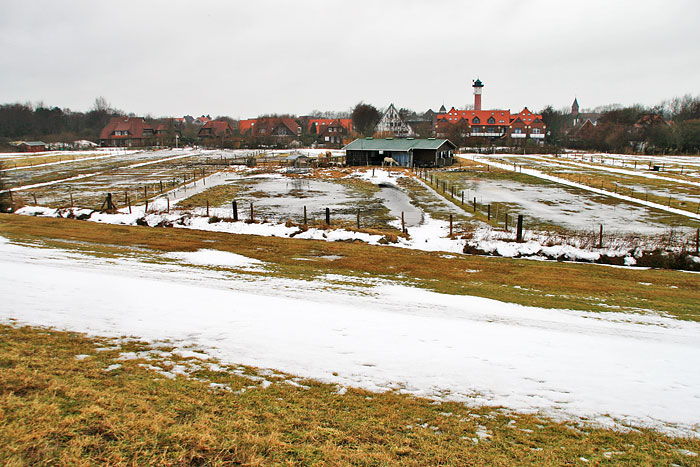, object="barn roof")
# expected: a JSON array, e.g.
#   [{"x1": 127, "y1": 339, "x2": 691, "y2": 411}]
[{"x1": 344, "y1": 138, "x2": 455, "y2": 151}]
